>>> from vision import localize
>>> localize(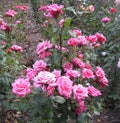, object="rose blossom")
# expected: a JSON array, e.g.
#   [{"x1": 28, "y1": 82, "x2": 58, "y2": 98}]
[
  {"x1": 77, "y1": 36, "x2": 88, "y2": 46},
  {"x1": 12, "y1": 78, "x2": 31, "y2": 97},
  {"x1": 109, "y1": 7, "x2": 117, "y2": 14},
  {"x1": 38, "y1": 4, "x2": 64, "y2": 18},
  {"x1": 89, "y1": 5, "x2": 95, "y2": 12},
  {"x1": 52, "y1": 69, "x2": 61, "y2": 78},
  {"x1": 95, "y1": 32, "x2": 106, "y2": 44},
  {"x1": 72, "y1": 57, "x2": 85, "y2": 69},
  {"x1": 59, "y1": 18, "x2": 65, "y2": 28},
  {"x1": 33, "y1": 60, "x2": 47, "y2": 72},
  {"x1": 117, "y1": 58, "x2": 120, "y2": 68},
  {"x1": 87, "y1": 35, "x2": 97, "y2": 44},
  {"x1": 98, "y1": 76, "x2": 109, "y2": 87},
  {"x1": 63, "y1": 62, "x2": 73, "y2": 71},
  {"x1": 88, "y1": 86, "x2": 102, "y2": 97},
  {"x1": 73, "y1": 84, "x2": 88, "y2": 101},
  {"x1": 101, "y1": 17, "x2": 110, "y2": 23},
  {"x1": 67, "y1": 38, "x2": 78, "y2": 46},
  {"x1": 65, "y1": 70, "x2": 80, "y2": 78},
  {"x1": 33, "y1": 71, "x2": 56, "y2": 88},
  {"x1": 56, "y1": 76, "x2": 73, "y2": 99},
  {"x1": 6, "y1": 10, "x2": 17, "y2": 17},
  {"x1": 95, "y1": 66, "x2": 105, "y2": 78},
  {"x1": 14, "y1": 5, "x2": 28, "y2": 11},
  {"x1": 26, "y1": 68, "x2": 37, "y2": 80},
  {"x1": 73, "y1": 29, "x2": 82, "y2": 37},
  {"x1": 82, "y1": 68, "x2": 94, "y2": 79},
  {"x1": 11, "y1": 45, "x2": 23, "y2": 52}
]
